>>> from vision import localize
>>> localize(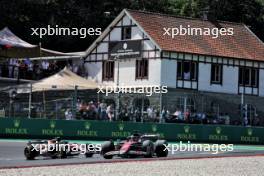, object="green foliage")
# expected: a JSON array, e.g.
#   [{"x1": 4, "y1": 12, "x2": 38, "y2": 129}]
[{"x1": 0, "y1": 0, "x2": 263, "y2": 52}]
